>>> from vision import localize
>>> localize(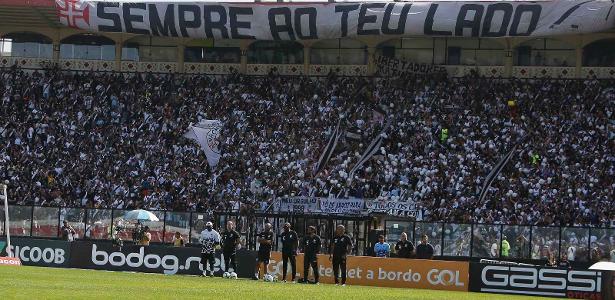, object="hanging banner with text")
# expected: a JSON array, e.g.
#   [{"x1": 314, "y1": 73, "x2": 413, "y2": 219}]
[
  {"x1": 268, "y1": 252, "x2": 469, "y2": 291},
  {"x1": 319, "y1": 198, "x2": 364, "y2": 215},
  {"x1": 56, "y1": 1, "x2": 615, "y2": 40},
  {"x1": 274, "y1": 197, "x2": 320, "y2": 213},
  {"x1": 365, "y1": 200, "x2": 423, "y2": 220},
  {"x1": 375, "y1": 56, "x2": 446, "y2": 77}
]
